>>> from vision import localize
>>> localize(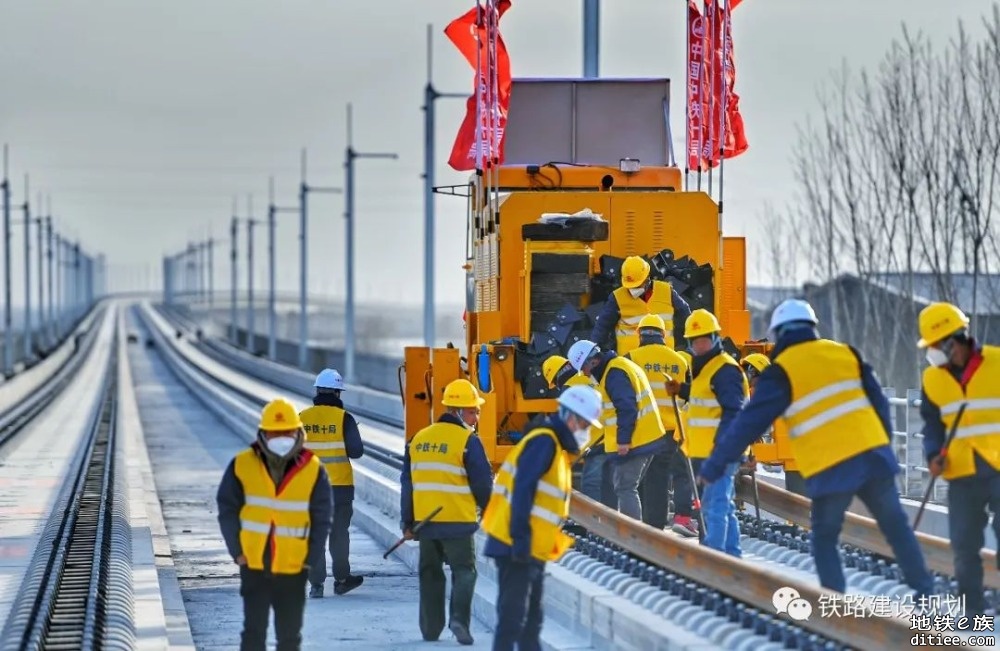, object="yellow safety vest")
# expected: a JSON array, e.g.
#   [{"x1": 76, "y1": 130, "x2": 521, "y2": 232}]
[
  {"x1": 597, "y1": 357, "x2": 665, "y2": 453},
  {"x1": 562, "y1": 374, "x2": 604, "y2": 449},
  {"x1": 922, "y1": 345, "x2": 1000, "y2": 481},
  {"x1": 409, "y1": 421, "x2": 478, "y2": 523},
  {"x1": 685, "y1": 353, "x2": 748, "y2": 459},
  {"x1": 626, "y1": 343, "x2": 689, "y2": 434},
  {"x1": 234, "y1": 447, "x2": 320, "y2": 574},
  {"x1": 481, "y1": 428, "x2": 573, "y2": 562},
  {"x1": 773, "y1": 340, "x2": 888, "y2": 478},
  {"x1": 300, "y1": 405, "x2": 353, "y2": 486},
  {"x1": 612, "y1": 280, "x2": 676, "y2": 355}
]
